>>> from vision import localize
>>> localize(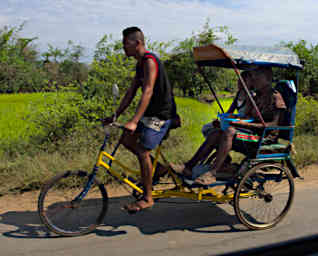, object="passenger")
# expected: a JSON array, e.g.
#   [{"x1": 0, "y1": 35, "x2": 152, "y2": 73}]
[
  {"x1": 173, "y1": 67, "x2": 287, "y2": 185},
  {"x1": 103, "y1": 27, "x2": 177, "y2": 212},
  {"x1": 171, "y1": 70, "x2": 254, "y2": 179},
  {"x1": 202, "y1": 70, "x2": 253, "y2": 138},
  {"x1": 195, "y1": 66, "x2": 287, "y2": 185}
]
